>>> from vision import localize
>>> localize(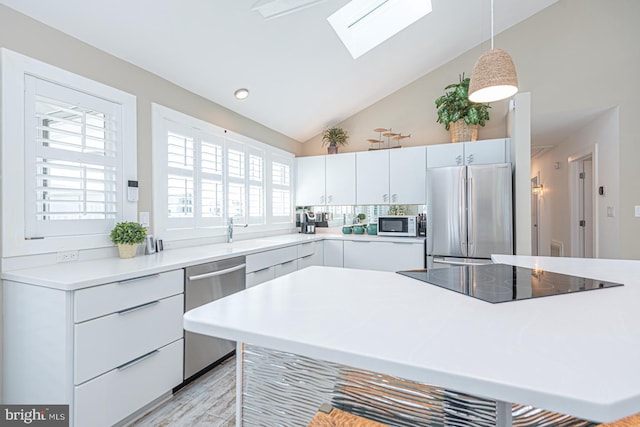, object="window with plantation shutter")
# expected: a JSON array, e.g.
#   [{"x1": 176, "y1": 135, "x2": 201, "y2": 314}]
[
  {"x1": 271, "y1": 157, "x2": 292, "y2": 222},
  {"x1": 1, "y1": 48, "x2": 137, "y2": 257},
  {"x1": 152, "y1": 103, "x2": 293, "y2": 241},
  {"x1": 24, "y1": 75, "x2": 122, "y2": 238}
]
